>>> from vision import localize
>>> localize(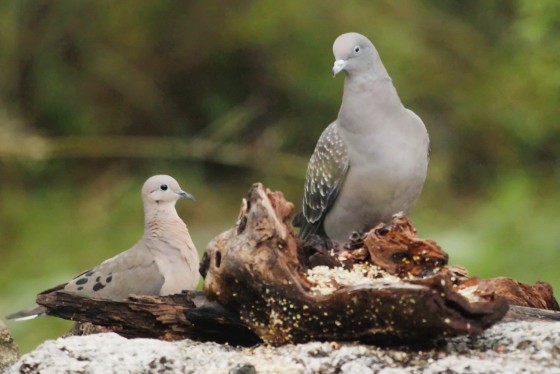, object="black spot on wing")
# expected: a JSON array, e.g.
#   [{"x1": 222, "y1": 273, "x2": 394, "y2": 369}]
[
  {"x1": 75, "y1": 278, "x2": 88, "y2": 285},
  {"x1": 93, "y1": 283, "x2": 105, "y2": 291},
  {"x1": 106, "y1": 275, "x2": 112, "y2": 283}
]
